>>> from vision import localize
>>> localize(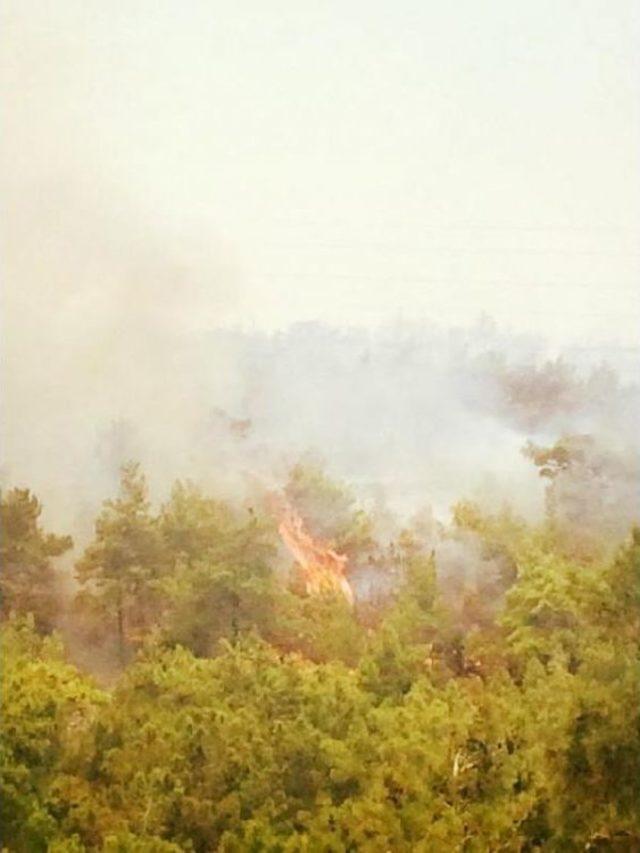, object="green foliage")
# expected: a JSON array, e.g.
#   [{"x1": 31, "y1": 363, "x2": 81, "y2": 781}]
[
  {"x1": 606, "y1": 526, "x2": 640, "y2": 633},
  {"x1": 273, "y1": 590, "x2": 366, "y2": 666},
  {"x1": 360, "y1": 532, "x2": 438, "y2": 699},
  {"x1": 284, "y1": 462, "x2": 374, "y2": 557},
  {"x1": 1, "y1": 487, "x2": 72, "y2": 631},
  {"x1": 452, "y1": 498, "x2": 538, "y2": 568},
  {"x1": 501, "y1": 549, "x2": 606, "y2": 666},
  {"x1": 76, "y1": 639, "x2": 375, "y2": 851},
  {"x1": 159, "y1": 481, "x2": 239, "y2": 566},
  {"x1": 2, "y1": 475, "x2": 638, "y2": 850},
  {"x1": 0, "y1": 616, "x2": 106, "y2": 852},
  {"x1": 159, "y1": 482, "x2": 279, "y2": 656},
  {"x1": 76, "y1": 463, "x2": 166, "y2": 662}
]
